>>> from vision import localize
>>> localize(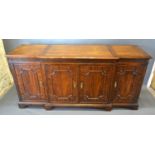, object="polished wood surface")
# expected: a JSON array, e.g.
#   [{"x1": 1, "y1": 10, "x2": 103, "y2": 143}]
[
  {"x1": 7, "y1": 45, "x2": 115, "y2": 59},
  {"x1": 45, "y1": 64, "x2": 78, "y2": 103},
  {"x1": 111, "y1": 45, "x2": 151, "y2": 59},
  {"x1": 112, "y1": 61, "x2": 147, "y2": 105},
  {"x1": 7, "y1": 44, "x2": 151, "y2": 111},
  {"x1": 79, "y1": 64, "x2": 115, "y2": 104},
  {"x1": 13, "y1": 63, "x2": 47, "y2": 101},
  {"x1": 7, "y1": 44, "x2": 151, "y2": 59}
]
